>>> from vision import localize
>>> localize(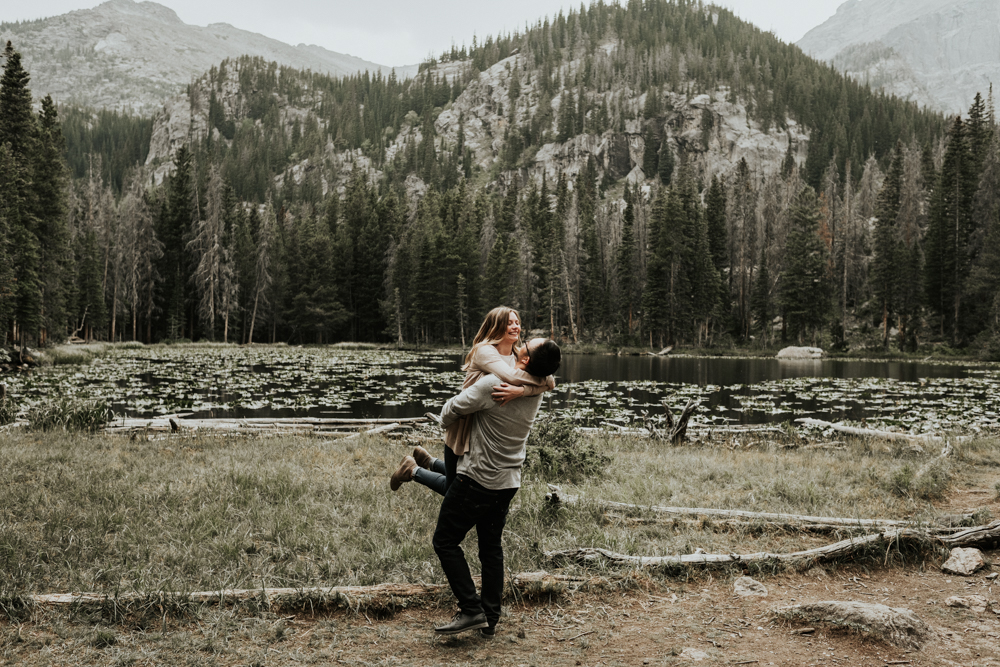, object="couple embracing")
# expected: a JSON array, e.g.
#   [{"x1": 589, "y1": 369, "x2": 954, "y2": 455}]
[{"x1": 389, "y1": 306, "x2": 561, "y2": 637}]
